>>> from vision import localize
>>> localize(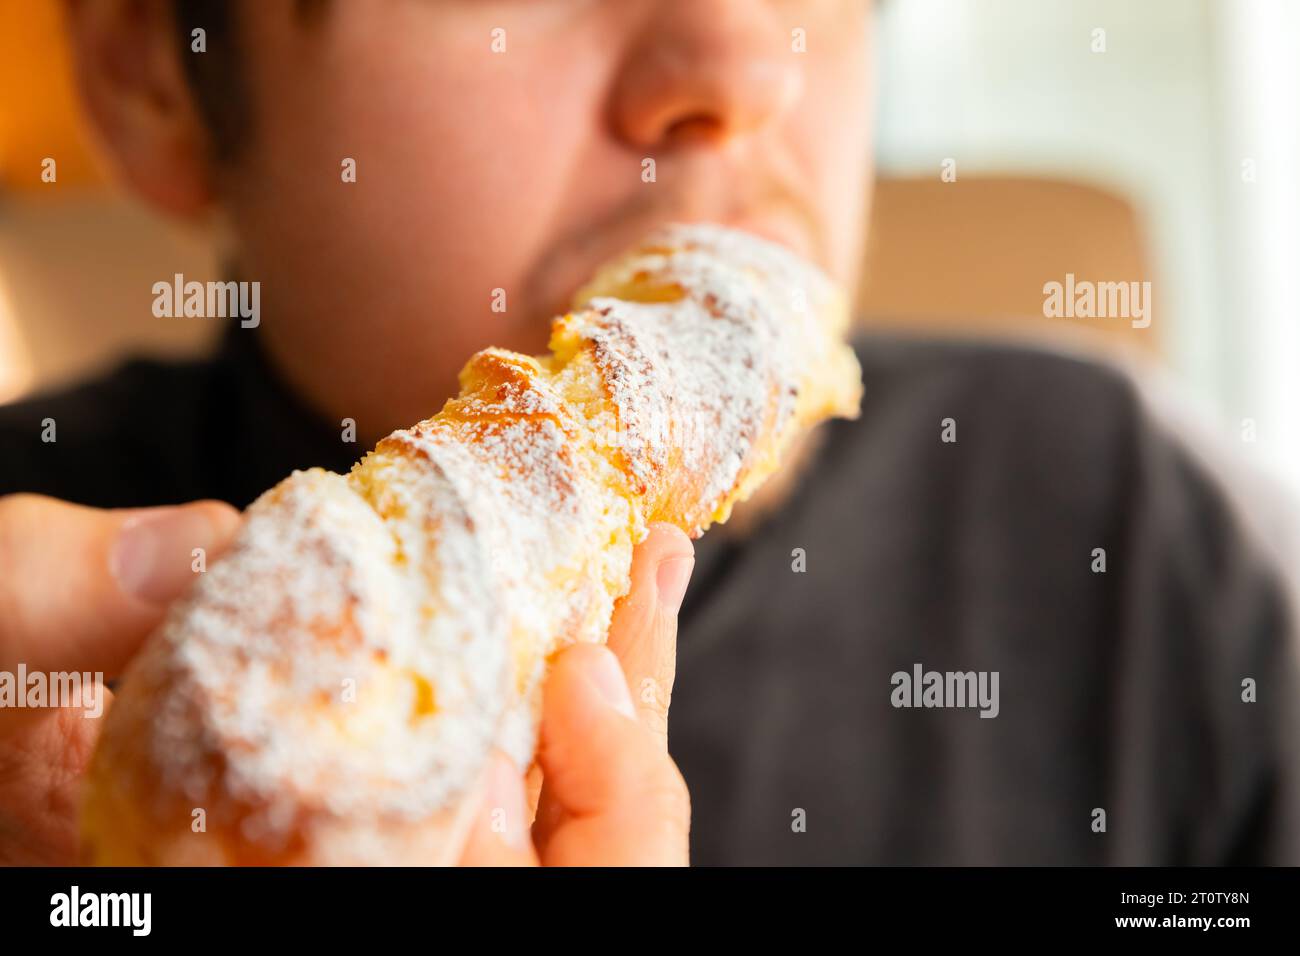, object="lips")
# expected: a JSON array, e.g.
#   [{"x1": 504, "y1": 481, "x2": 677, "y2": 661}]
[
  {"x1": 722, "y1": 214, "x2": 813, "y2": 260},
  {"x1": 530, "y1": 205, "x2": 819, "y2": 325}
]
